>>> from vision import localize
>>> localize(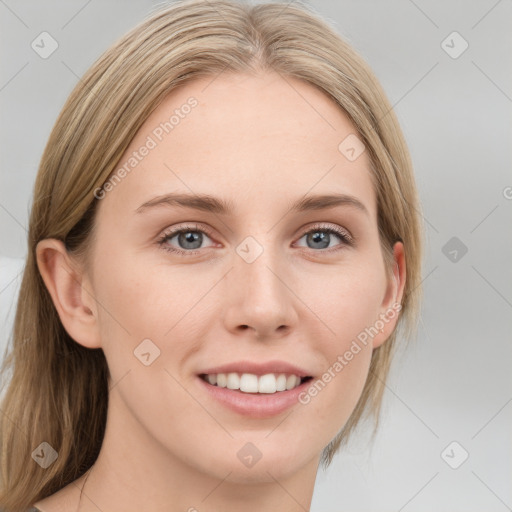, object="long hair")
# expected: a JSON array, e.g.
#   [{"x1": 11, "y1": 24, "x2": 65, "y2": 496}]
[{"x1": 0, "y1": 0, "x2": 423, "y2": 507}]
